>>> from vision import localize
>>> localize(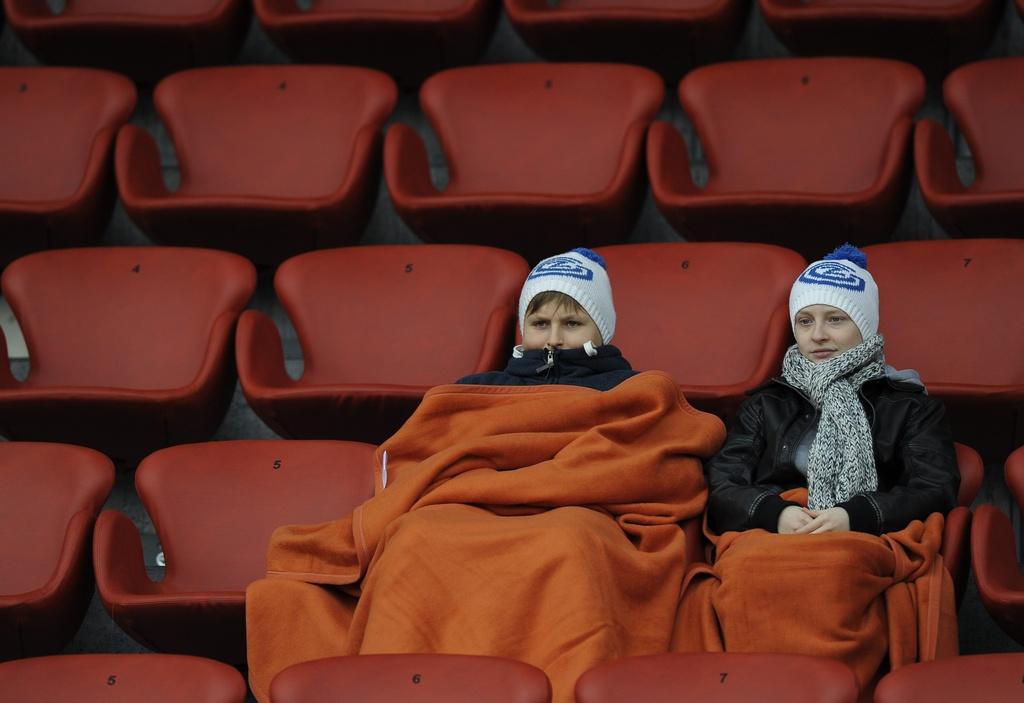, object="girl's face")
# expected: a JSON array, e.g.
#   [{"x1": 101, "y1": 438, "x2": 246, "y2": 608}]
[
  {"x1": 793, "y1": 305, "x2": 863, "y2": 363},
  {"x1": 523, "y1": 300, "x2": 603, "y2": 351}
]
